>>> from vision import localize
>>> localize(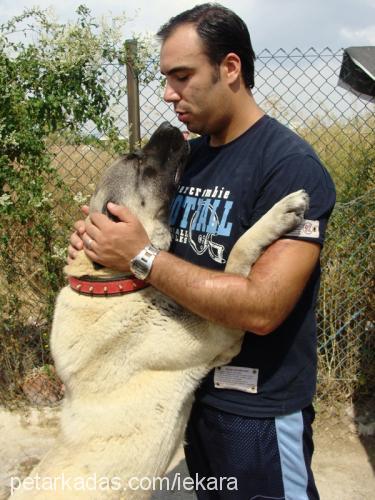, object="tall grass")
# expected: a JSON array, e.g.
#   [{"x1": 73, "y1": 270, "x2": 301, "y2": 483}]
[
  {"x1": 317, "y1": 193, "x2": 374, "y2": 401},
  {"x1": 299, "y1": 113, "x2": 374, "y2": 402}
]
